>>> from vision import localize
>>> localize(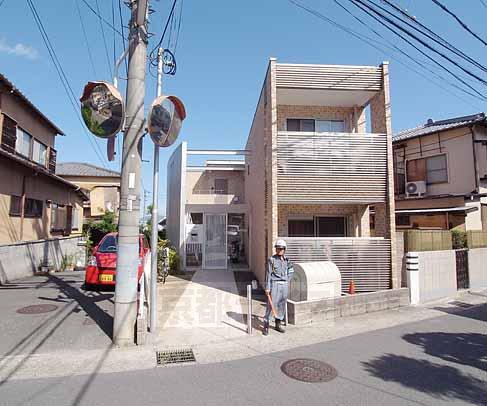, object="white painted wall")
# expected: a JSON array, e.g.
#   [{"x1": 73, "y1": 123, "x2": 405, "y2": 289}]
[{"x1": 468, "y1": 248, "x2": 487, "y2": 289}]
